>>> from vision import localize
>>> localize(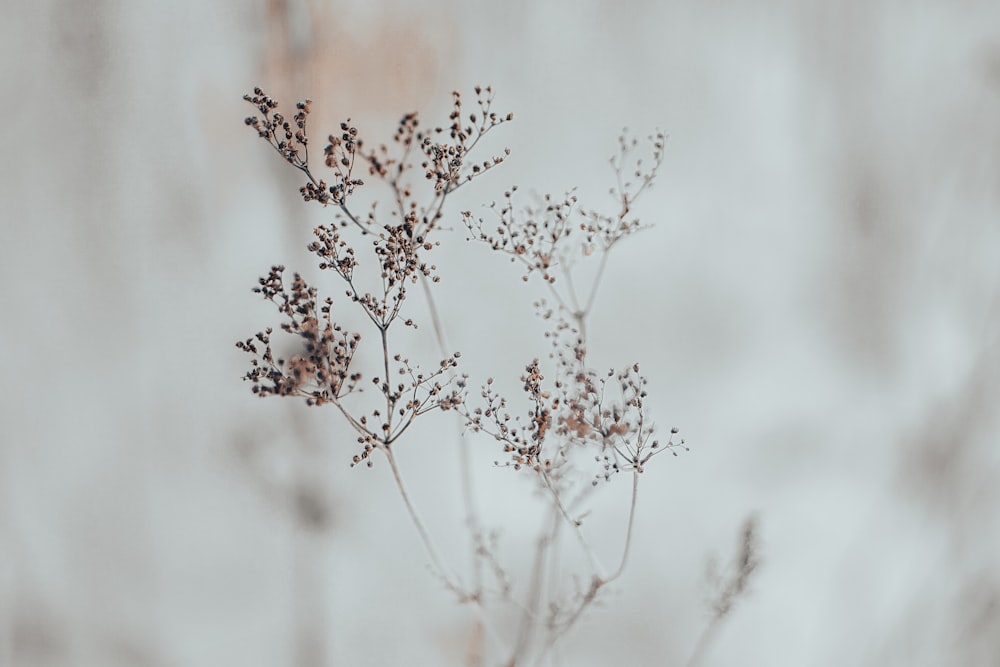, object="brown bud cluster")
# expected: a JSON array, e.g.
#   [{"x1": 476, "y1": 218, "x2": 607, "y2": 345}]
[
  {"x1": 238, "y1": 86, "x2": 511, "y2": 465},
  {"x1": 236, "y1": 265, "x2": 362, "y2": 406}
]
